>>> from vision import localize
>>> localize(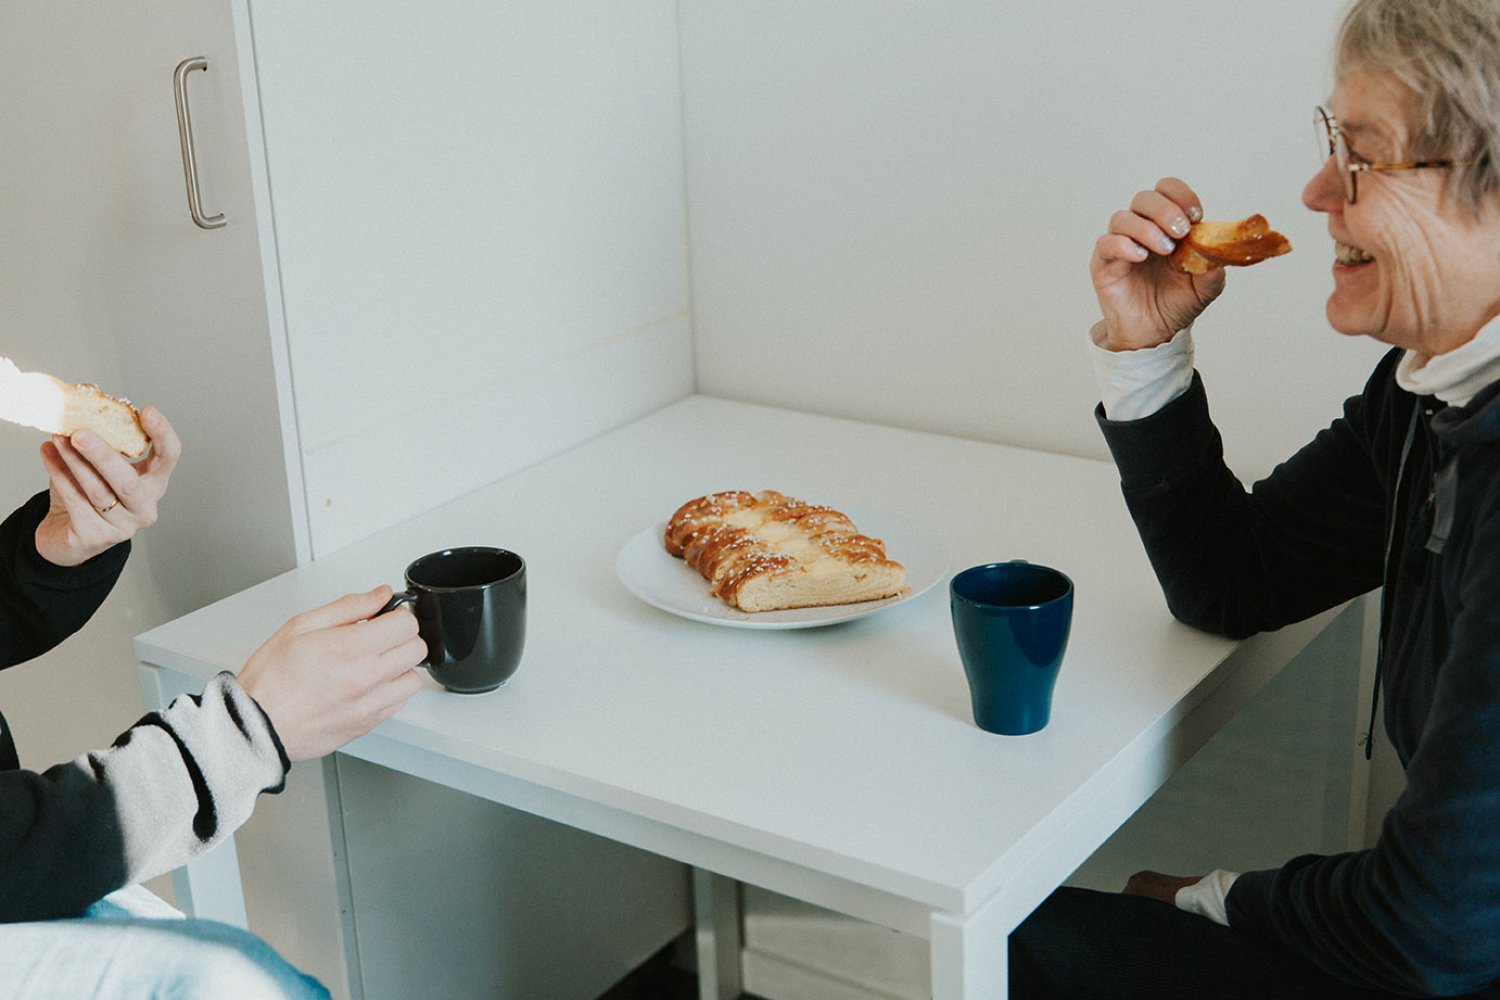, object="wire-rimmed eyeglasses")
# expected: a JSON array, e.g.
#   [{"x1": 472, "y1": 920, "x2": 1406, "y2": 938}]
[{"x1": 1315, "y1": 105, "x2": 1462, "y2": 204}]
